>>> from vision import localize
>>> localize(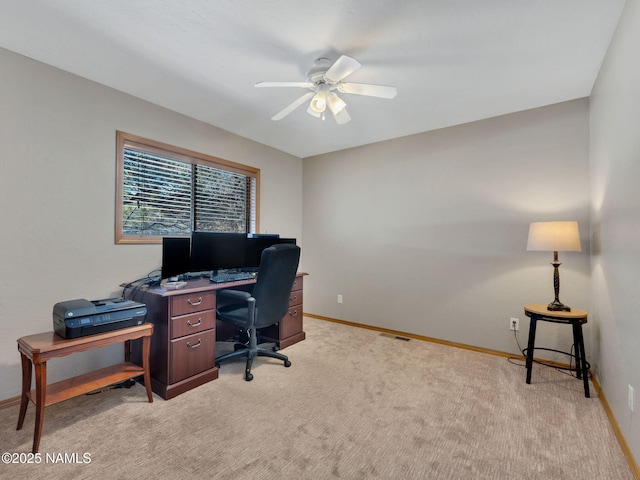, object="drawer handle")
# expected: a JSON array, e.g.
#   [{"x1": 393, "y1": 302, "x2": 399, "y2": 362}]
[
  {"x1": 187, "y1": 297, "x2": 203, "y2": 306},
  {"x1": 288, "y1": 310, "x2": 298, "y2": 317},
  {"x1": 187, "y1": 318, "x2": 203, "y2": 327},
  {"x1": 187, "y1": 339, "x2": 202, "y2": 349},
  {"x1": 289, "y1": 295, "x2": 298, "y2": 302}
]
